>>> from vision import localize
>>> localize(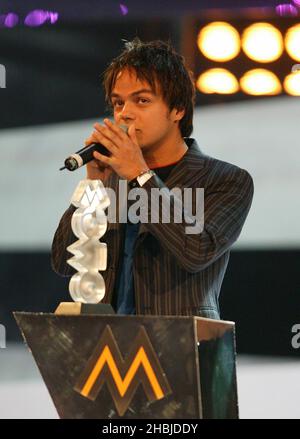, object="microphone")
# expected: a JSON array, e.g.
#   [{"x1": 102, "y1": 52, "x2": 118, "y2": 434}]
[{"x1": 60, "y1": 124, "x2": 128, "y2": 171}]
